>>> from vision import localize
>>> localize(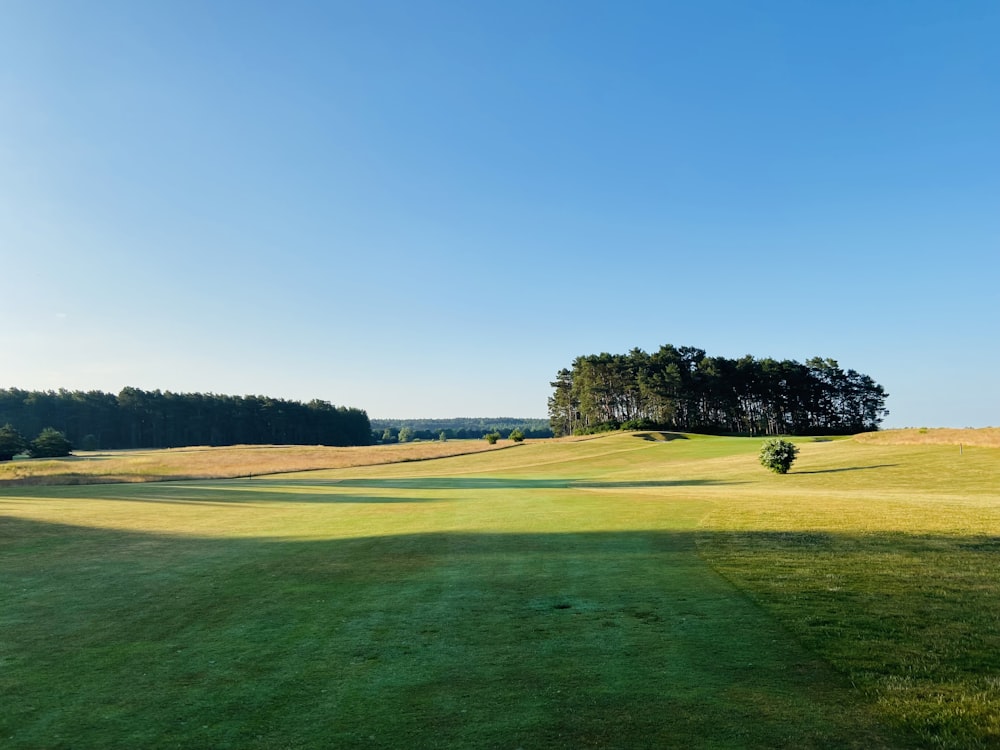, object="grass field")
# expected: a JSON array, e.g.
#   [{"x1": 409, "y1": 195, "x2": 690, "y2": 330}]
[
  {"x1": 0, "y1": 440, "x2": 510, "y2": 486},
  {"x1": 855, "y1": 427, "x2": 1000, "y2": 448},
  {"x1": 2, "y1": 432, "x2": 998, "y2": 748}
]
